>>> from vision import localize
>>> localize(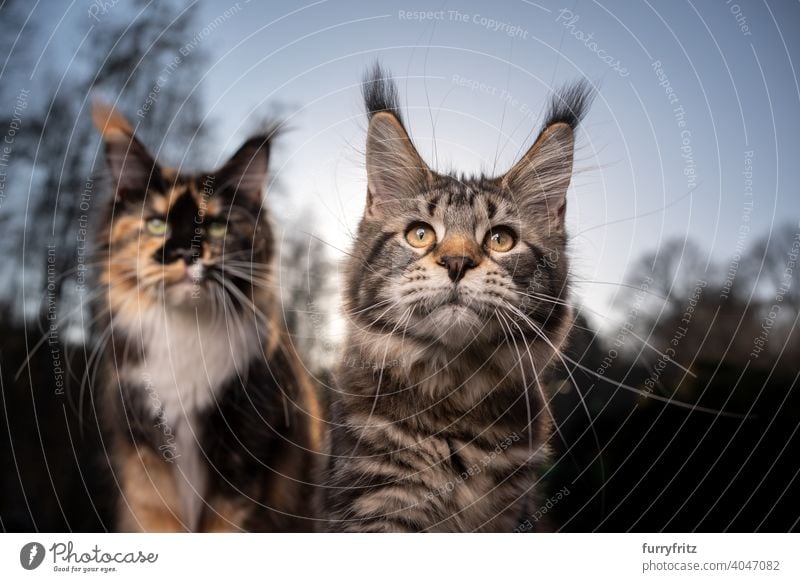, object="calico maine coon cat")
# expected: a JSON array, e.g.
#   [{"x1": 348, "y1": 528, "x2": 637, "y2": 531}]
[
  {"x1": 91, "y1": 104, "x2": 323, "y2": 532},
  {"x1": 326, "y1": 65, "x2": 592, "y2": 532}
]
